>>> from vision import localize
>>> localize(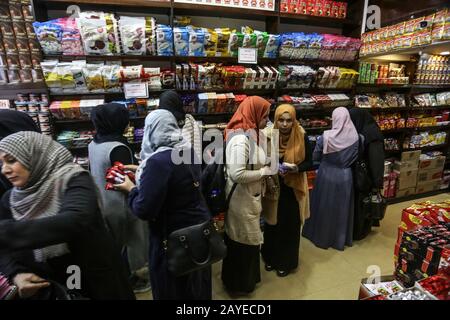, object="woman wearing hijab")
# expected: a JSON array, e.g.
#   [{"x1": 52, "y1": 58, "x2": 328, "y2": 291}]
[
  {"x1": 222, "y1": 96, "x2": 273, "y2": 295},
  {"x1": 302, "y1": 107, "x2": 359, "y2": 251},
  {"x1": 261, "y1": 104, "x2": 312, "y2": 277},
  {"x1": 159, "y1": 90, "x2": 202, "y2": 161},
  {"x1": 0, "y1": 110, "x2": 40, "y2": 199},
  {"x1": 0, "y1": 132, "x2": 134, "y2": 299},
  {"x1": 349, "y1": 108, "x2": 385, "y2": 240},
  {"x1": 88, "y1": 103, "x2": 149, "y2": 293},
  {"x1": 114, "y1": 109, "x2": 212, "y2": 300}
]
